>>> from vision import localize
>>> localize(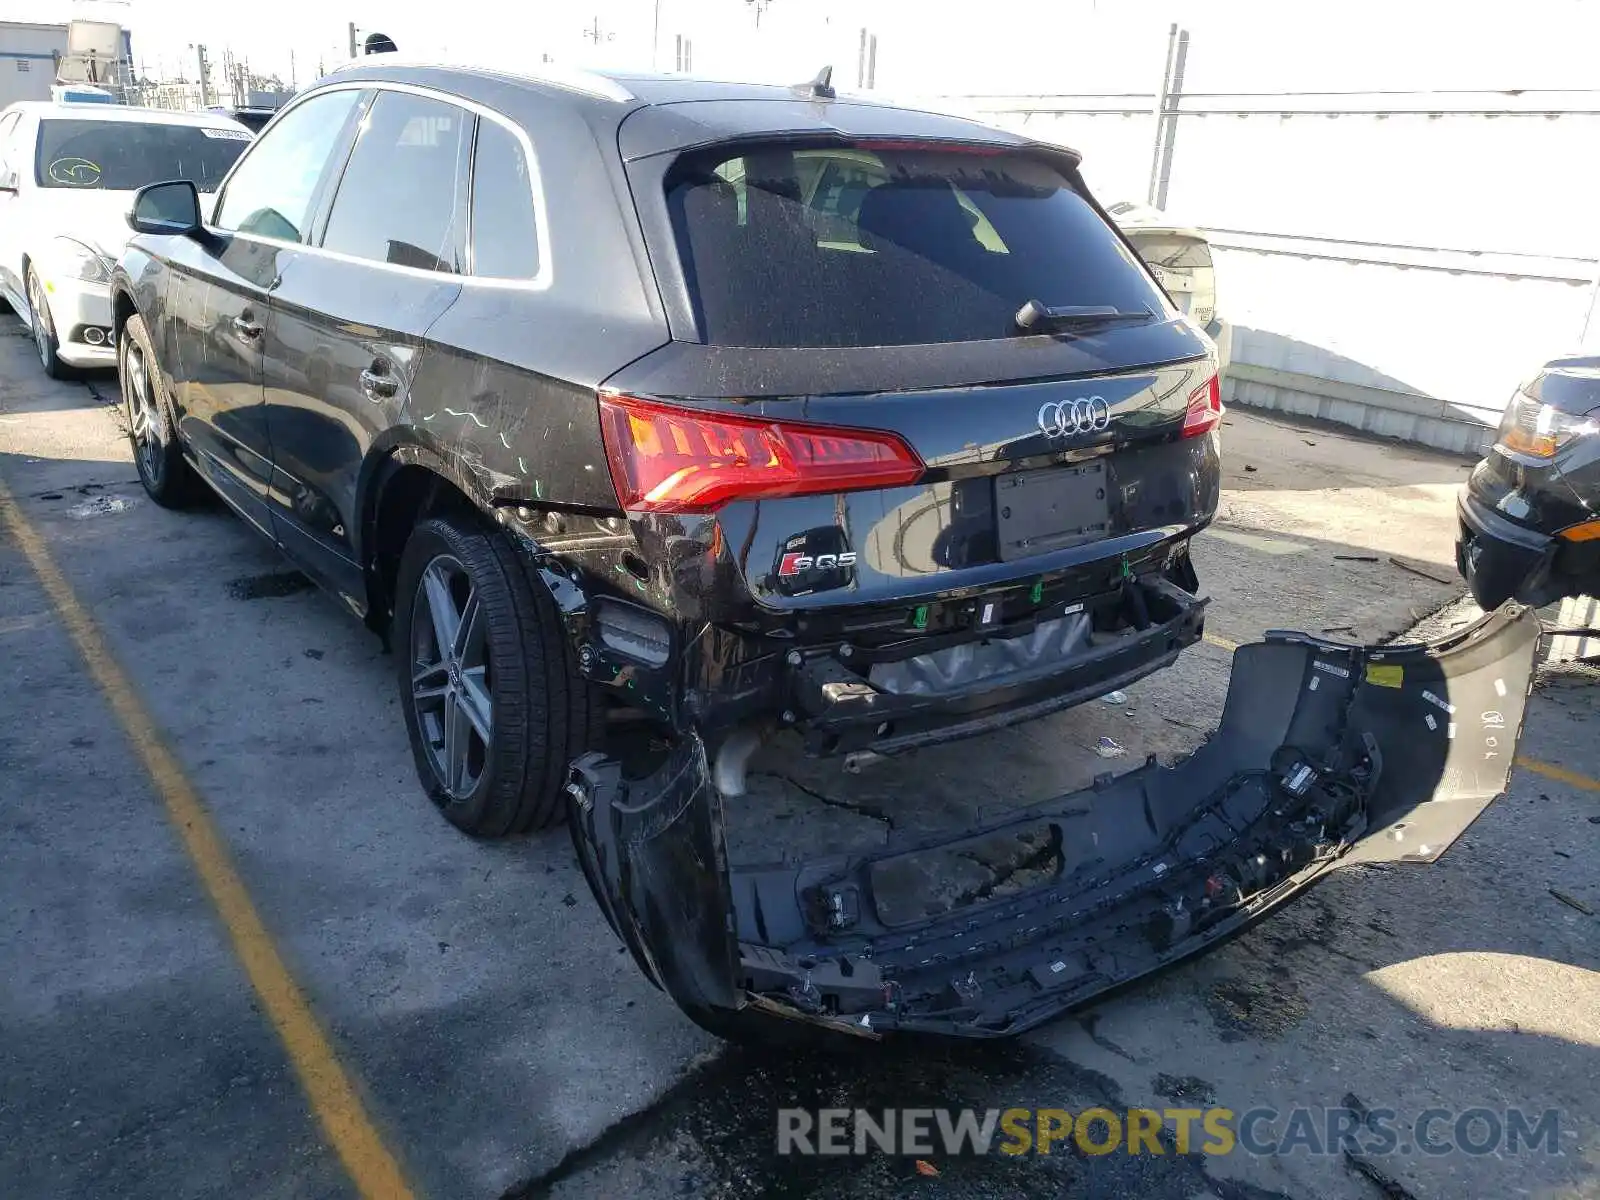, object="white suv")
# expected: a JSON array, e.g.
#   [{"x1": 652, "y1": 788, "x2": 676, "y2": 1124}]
[{"x1": 0, "y1": 102, "x2": 252, "y2": 377}]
